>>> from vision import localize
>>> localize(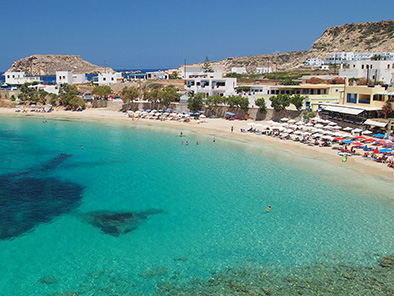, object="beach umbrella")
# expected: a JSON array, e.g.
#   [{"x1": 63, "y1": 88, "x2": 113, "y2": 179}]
[
  {"x1": 374, "y1": 147, "x2": 379, "y2": 154},
  {"x1": 384, "y1": 142, "x2": 393, "y2": 147},
  {"x1": 343, "y1": 127, "x2": 353, "y2": 131},
  {"x1": 305, "y1": 123, "x2": 313, "y2": 127},
  {"x1": 352, "y1": 142, "x2": 363, "y2": 146},
  {"x1": 352, "y1": 128, "x2": 363, "y2": 133},
  {"x1": 364, "y1": 145, "x2": 369, "y2": 151},
  {"x1": 296, "y1": 121, "x2": 304, "y2": 125},
  {"x1": 374, "y1": 140, "x2": 386, "y2": 146},
  {"x1": 332, "y1": 126, "x2": 342, "y2": 130},
  {"x1": 355, "y1": 136, "x2": 366, "y2": 140},
  {"x1": 314, "y1": 124, "x2": 324, "y2": 128},
  {"x1": 288, "y1": 119, "x2": 296, "y2": 123},
  {"x1": 380, "y1": 148, "x2": 393, "y2": 153},
  {"x1": 289, "y1": 124, "x2": 298, "y2": 129},
  {"x1": 294, "y1": 131, "x2": 303, "y2": 135},
  {"x1": 343, "y1": 140, "x2": 354, "y2": 144},
  {"x1": 334, "y1": 137, "x2": 345, "y2": 141},
  {"x1": 373, "y1": 133, "x2": 385, "y2": 138},
  {"x1": 280, "y1": 117, "x2": 289, "y2": 122},
  {"x1": 339, "y1": 152, "x2": 352, "y2": 156},
  {"x1": 362, "y1": 130, "x2": 372, "y2": 135},
  {"x1": 328, "y1": 122, "x2": 337, "y2": 126}
]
